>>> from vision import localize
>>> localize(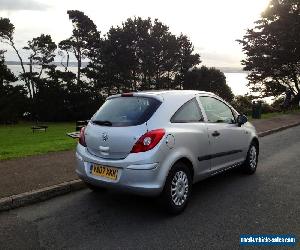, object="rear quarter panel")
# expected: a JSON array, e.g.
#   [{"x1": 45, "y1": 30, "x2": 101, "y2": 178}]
[
  {"x1": 159, "y1": 123, "x2": 212, "y2": 183},
  {"x1": 146, "y1": 94, "x2": 212, "y2": 183}
]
